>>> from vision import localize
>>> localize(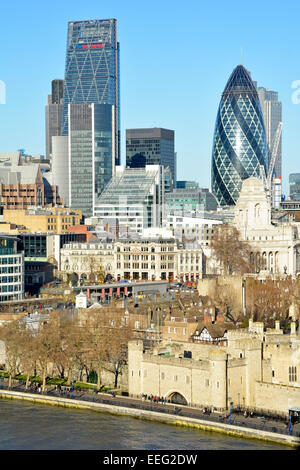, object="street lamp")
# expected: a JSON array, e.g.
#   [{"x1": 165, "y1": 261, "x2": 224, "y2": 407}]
[{"x1": 229, "y1": 402, "x2": 233, "y2": 424}]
